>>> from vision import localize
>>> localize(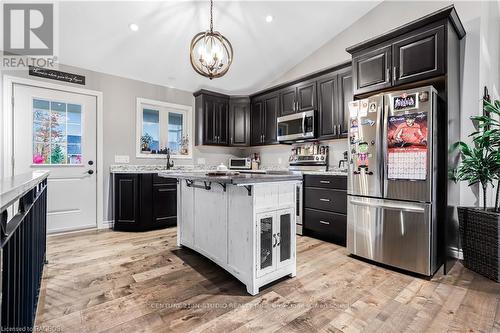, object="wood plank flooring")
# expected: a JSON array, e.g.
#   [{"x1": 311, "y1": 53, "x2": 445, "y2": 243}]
[{"x1": 35, "y1": 228, "x2": 500, "y2": 333}]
